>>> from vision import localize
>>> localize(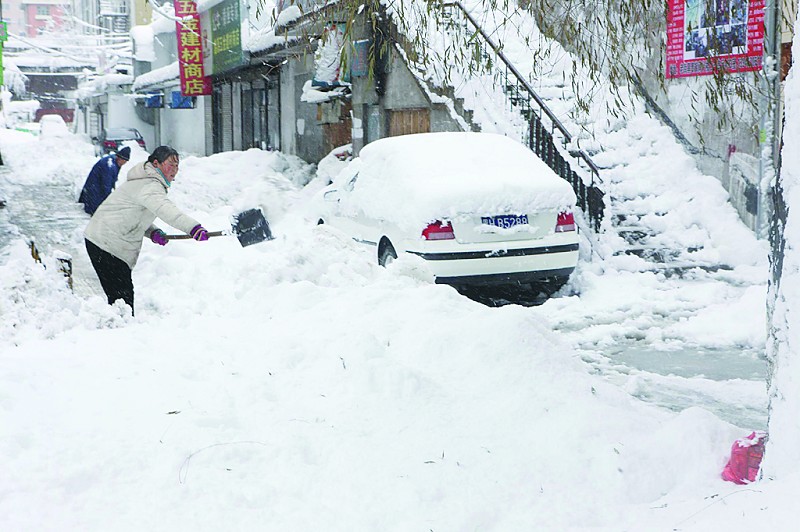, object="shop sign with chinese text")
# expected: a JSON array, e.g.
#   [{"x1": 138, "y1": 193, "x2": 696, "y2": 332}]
[
  {"x1": 666, "y1": 0, "x2": 764, "y2": 78},
  {"x1": 174, "y1": 0, "x2": 212, "y2": 95},
  {"x1": 0, "y1": 22, "x2": 7, "y2": 87},
  {"x1": 201, "y1": 0, "x2": 245, "y2": 76}
]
